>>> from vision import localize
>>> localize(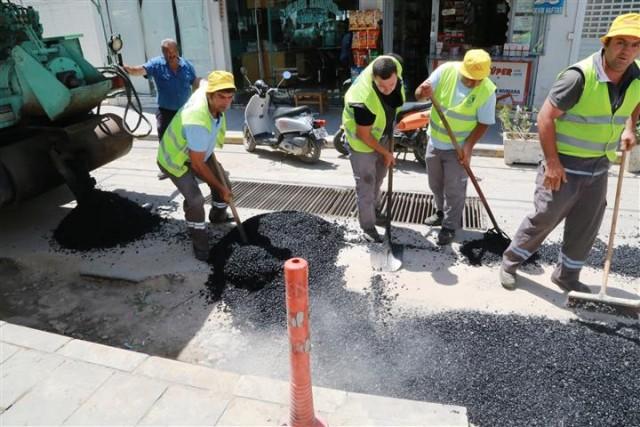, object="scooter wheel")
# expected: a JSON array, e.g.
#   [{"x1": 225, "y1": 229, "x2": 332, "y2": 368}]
[
  {"x1": 333, "y1": 128, "x2": 348, "y2": 156},
  {"x1": 243, "y1": 124, "x2": 257, "y2": 152},
  {"x1": 299, "y1": 138, "x2": 322, "y2": 164},
  {"x1": 414, "y1": 131, "x2": 428, "y2": 166}
]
